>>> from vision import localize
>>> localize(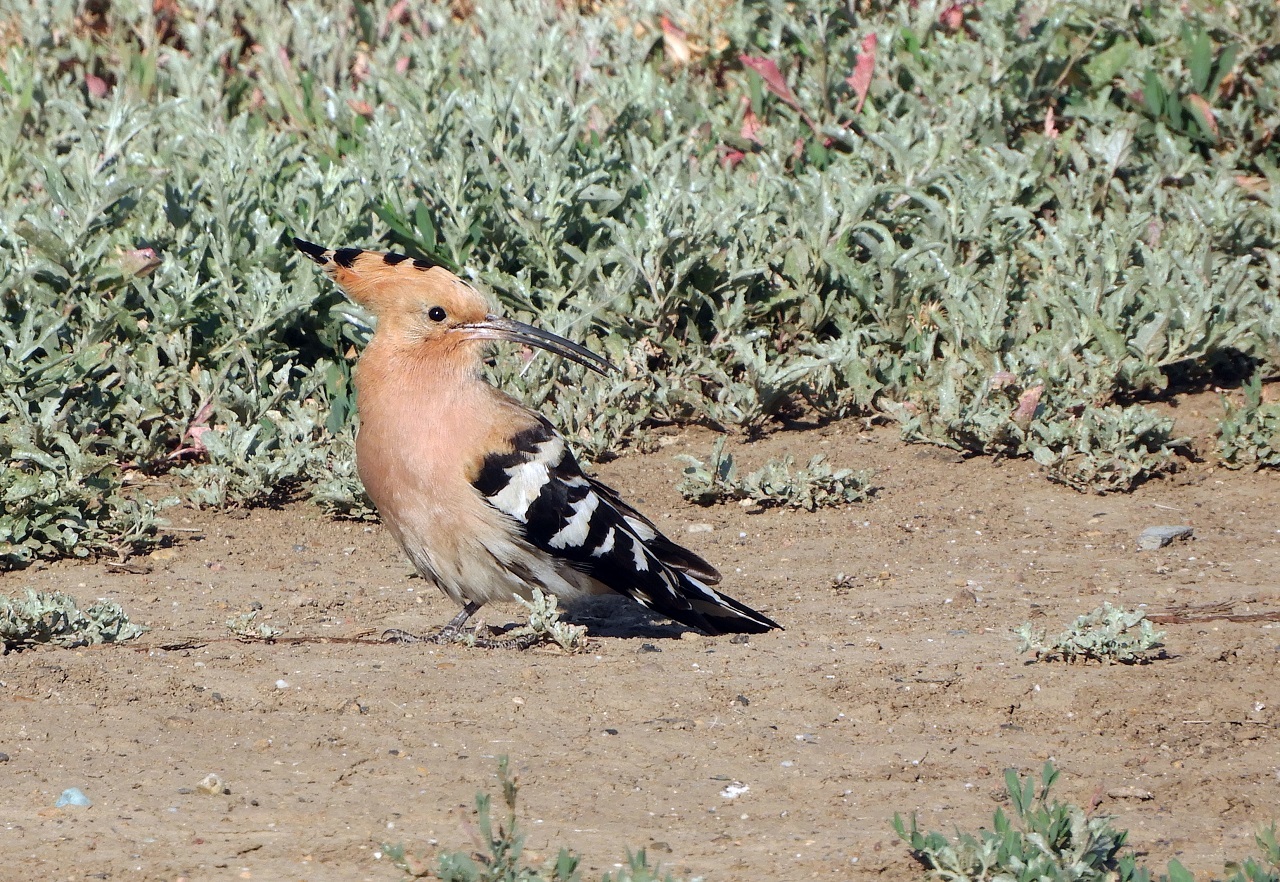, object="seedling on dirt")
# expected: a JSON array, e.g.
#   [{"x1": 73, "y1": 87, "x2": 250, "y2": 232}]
[
  {"x1": 0, "y1": 589, "x2": 147, "y2": 652},
  {"x1": 896, "y1": 763, "x2": 1280, "y2": 882},
  {"x1": 1016, "y1": 603, "x2": 1164, "y2": 664},
  {"x1": 383, "y1": 756, "x2": 686, "y2": 881},
  {"x1": 677, "y1": 437, "x2": 874, "y2": 511},
  {"x1": 896, "y1": 763, "x2": 1141, "y2": 882},
  {"x1": 225, "y1": 610, "x2": 283, "y2": 641},
  {"x1": 452, "y1": 589, "x2": 589, "y2": 653},
  {"x1": 1218, "y1": 374, "x2": 1280, "y2": 470}
]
